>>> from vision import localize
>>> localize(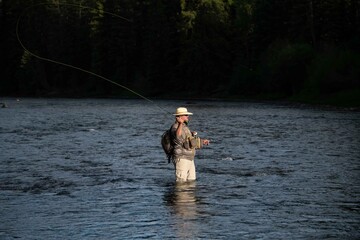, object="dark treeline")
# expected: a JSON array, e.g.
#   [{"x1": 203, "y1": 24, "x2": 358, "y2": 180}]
[{"x1": 1, "y1": 0, "x2": 359, "y2": 106}]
